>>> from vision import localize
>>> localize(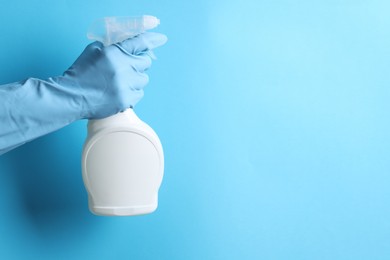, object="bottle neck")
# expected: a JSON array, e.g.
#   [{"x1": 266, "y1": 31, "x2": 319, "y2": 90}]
[{"x1": 87, "y1": 108, "x2": 142, "y2": 134}]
